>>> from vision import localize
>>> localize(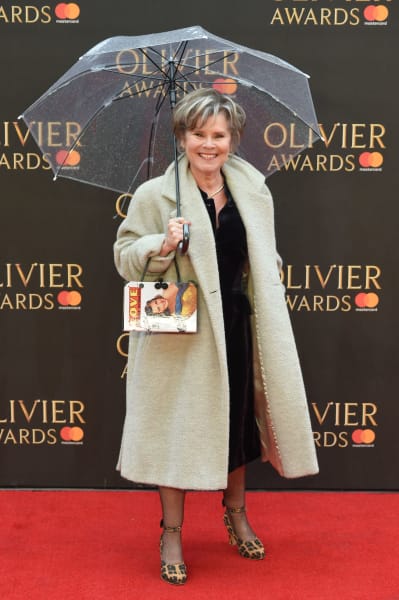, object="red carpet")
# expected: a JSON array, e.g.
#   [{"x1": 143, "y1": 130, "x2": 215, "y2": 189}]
[{"x1": 1, "y1": 490, "x2": 398, "y2": 599}]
